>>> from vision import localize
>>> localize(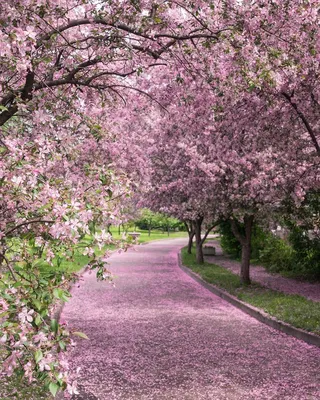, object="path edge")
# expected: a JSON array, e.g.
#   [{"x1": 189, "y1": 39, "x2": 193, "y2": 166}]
[
  {"x1": 177, "y1": 253, "x2": 320, "y2": 348},
  {"x1": 52, "y1": 263, "x2": 92, "y2": 324},
  {"x1": 52, "y1": 240, "x2": 158, "y2": 322}
]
